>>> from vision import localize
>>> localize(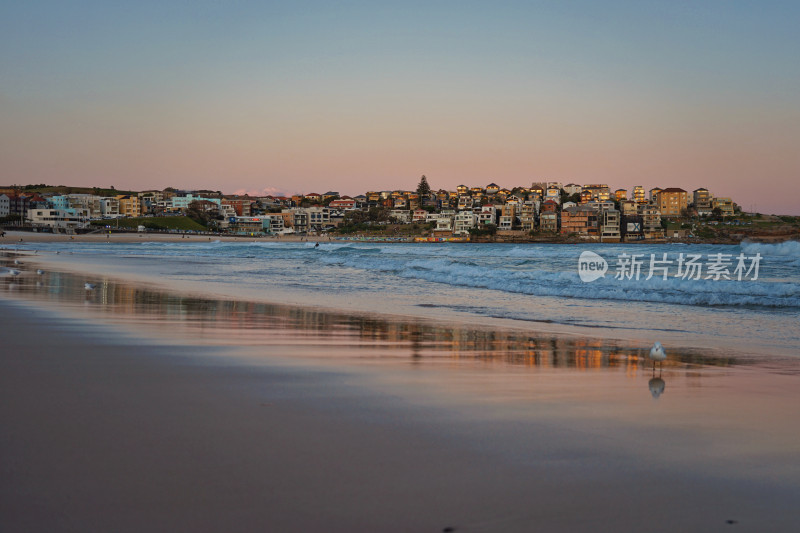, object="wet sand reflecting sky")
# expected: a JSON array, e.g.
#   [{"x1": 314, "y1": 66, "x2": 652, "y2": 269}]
[{"x1": 3, "y1": 253, "x2": 800, "y2": 490}]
